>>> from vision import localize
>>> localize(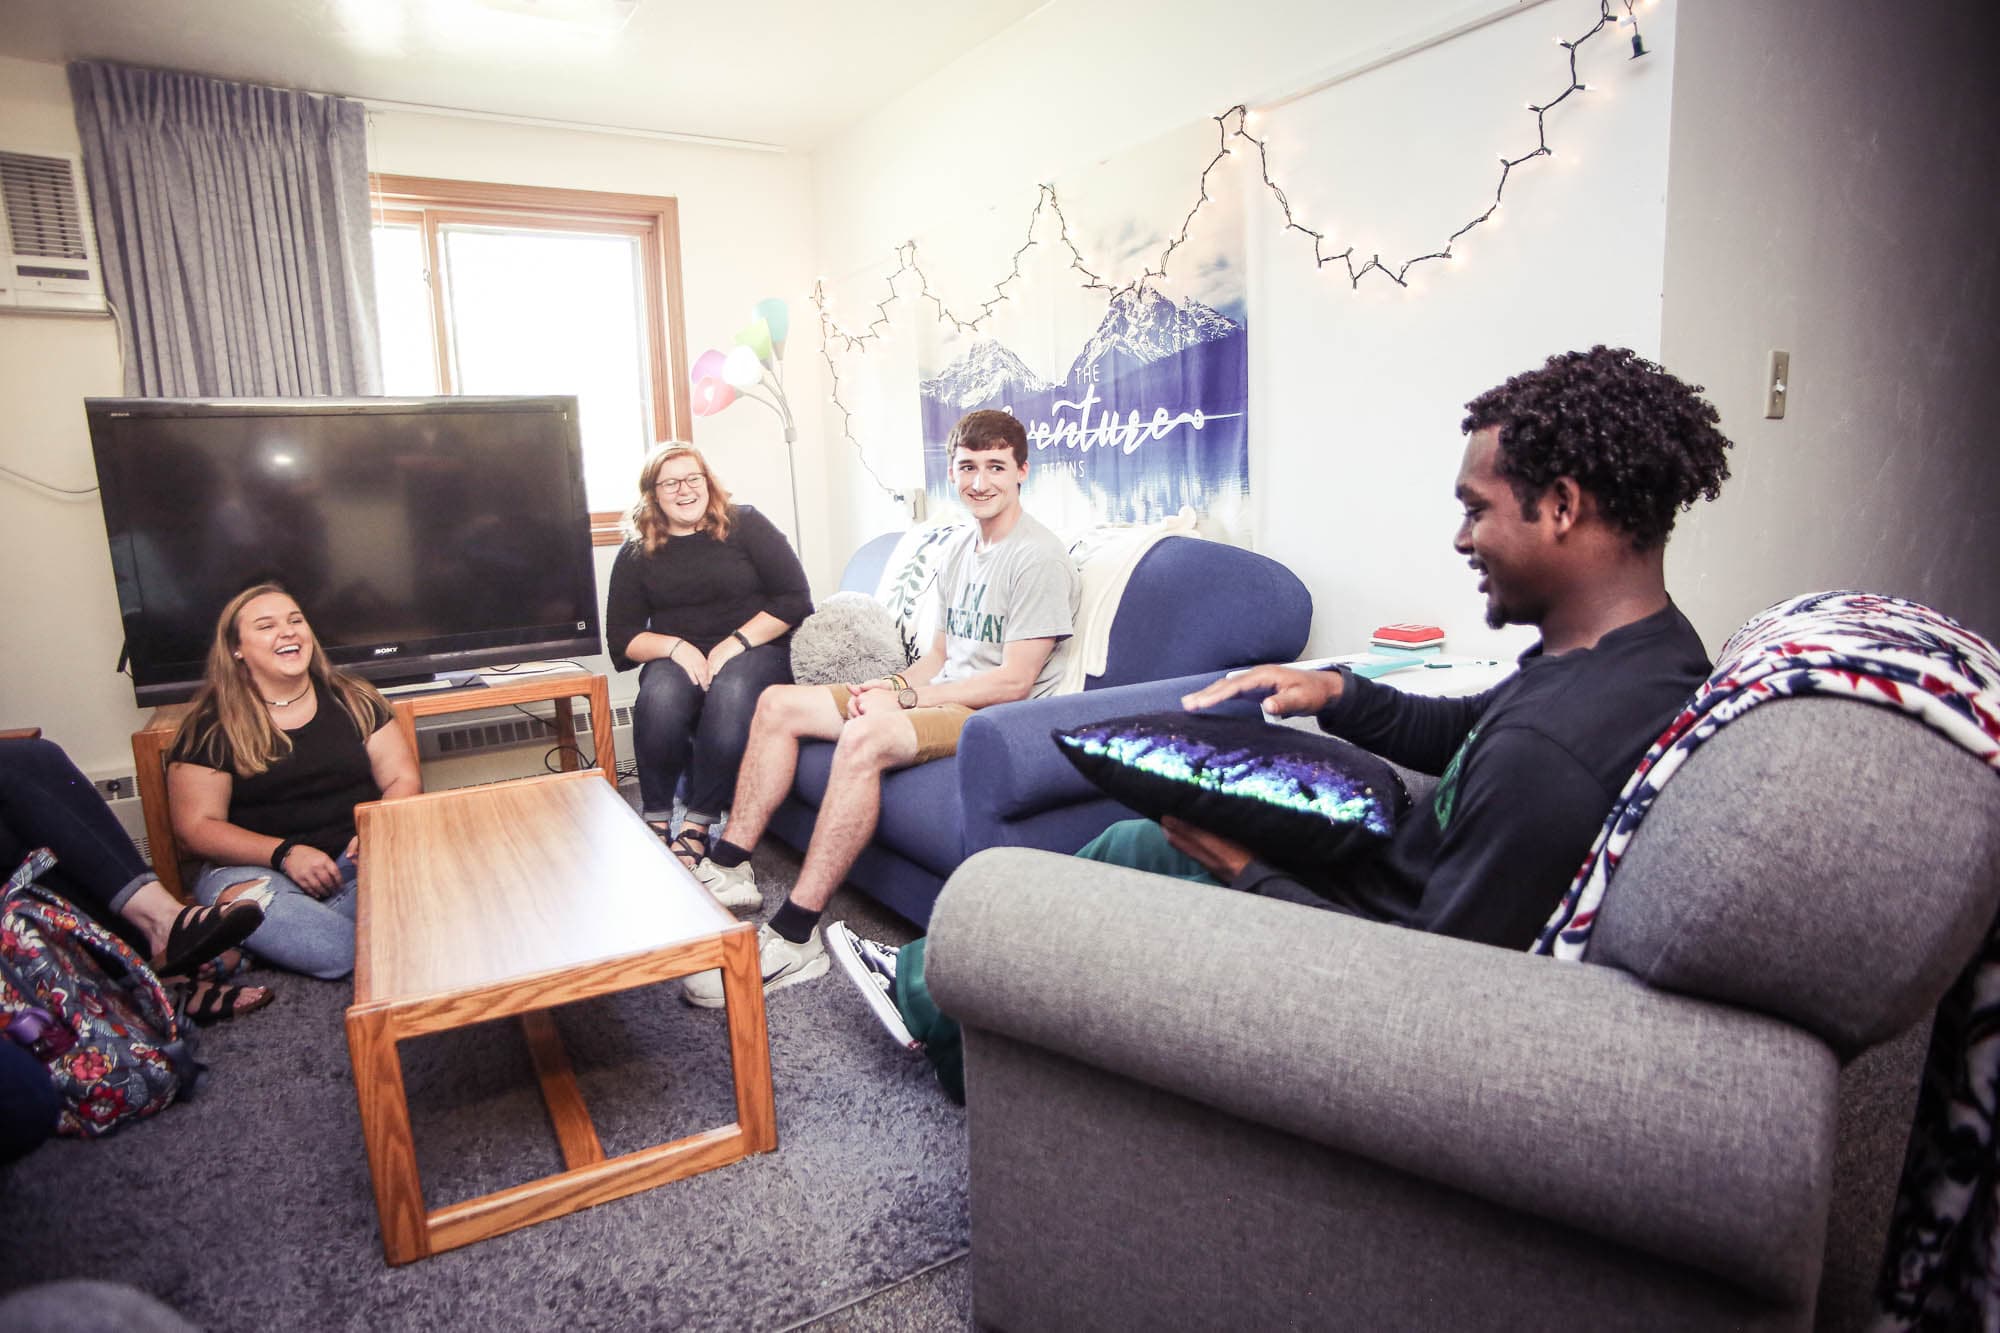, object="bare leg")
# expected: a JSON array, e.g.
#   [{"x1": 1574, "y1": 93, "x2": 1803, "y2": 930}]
[
  {"x1": 118, "y1": 880, "x2": 185, "y2": 956},
  {"x1": 718, "y1": 685, "x2": 845, "y2": 853},
  {"x1": 787, "y1": 710, "x2": 919, "y2": 913},
  {"x1": 121, "y1": 877, "x2": 269, "y2": 966}
]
